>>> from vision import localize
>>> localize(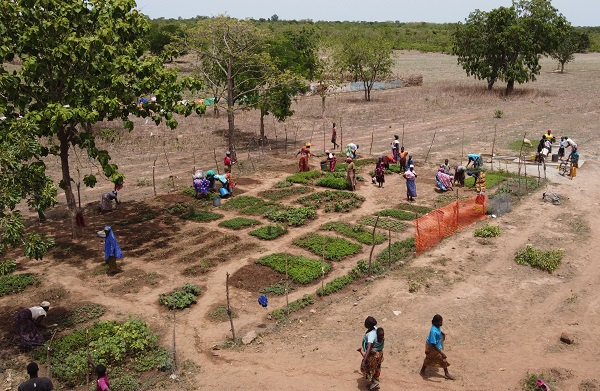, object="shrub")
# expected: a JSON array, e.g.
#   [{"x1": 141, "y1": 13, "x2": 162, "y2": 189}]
[
  {"x1": 375, "y1": 209, "x2": 417, "y2": 220},
  {"x1": 0, "y1": 259, "x2": 17, "y2": 275},
  {"x1": 293, "y1": 233, "x2": 362, "y2": 261},
  {"x1": 181, "y1": 187, "x2": 196, "y2": 197},
  {"x1": 222, "y1": 195, "x2": 282, "y2": 215},
  {"x1": 256, "y1": 253, "x2": 330, "y2": 284},
  {"x1": 263, "y1": 206, "x2": 317, "y2": 226},
  {"x1": 320, "y1": 222, "x2": 386, "y2": 245},
  {"x1": 159, "y1": 283, "x2": 201, "y2": 310},
  {"x1": 376, "y1": 238, "x2": 416, "y2": 265},
  {"x1": 297, "y1": 190, "x2": 364, "y2": 213},
  {"x1": 360, "y1": 216, "x2": 406, "y2": 232},
  {"x1": 285, "y1": 171, "x2": 322, "y2": 184},
  {"x1": 259, "y1": 186, "x2": 312, "y2": 200},
  {"x1": 260, "y1": 281, "x2": 295, "y2": 296},
  {"x1": 315, "y1": 174, "x2": 350, "y2": 190},
  {"x1": 271, "y1": 294, "x2": 315, "y2": 321},
  {"x1": 494, "y1": 109, "x2": 503, "y2": 118},
  {"x1": 317, "y1": 275, "x2": 354, "y2": 296},
  {"x1": 0, "y1": 273, "x2": 36, "y2": 296},
  {"x1": 473, "y1": 224, "x2": 501, "y2": 238},
  {"x1": 36, "y1": 319, "x2": 170, "y2": 387},
  {"x1": 514, "y1": 246, "x2": 563, "y2": 273},
  {"x1": 249, "y1": 225, "x2": 287, "y2": 240},
  {"x1": 521, "y1": 372, "x2": 557, "y2": 391},
  {"x1": 218, "y1": 217, "x2": 261, "y2": 230},
  {"x1": 349, "y1": 259, "x2": 384, "y2": 279}
]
